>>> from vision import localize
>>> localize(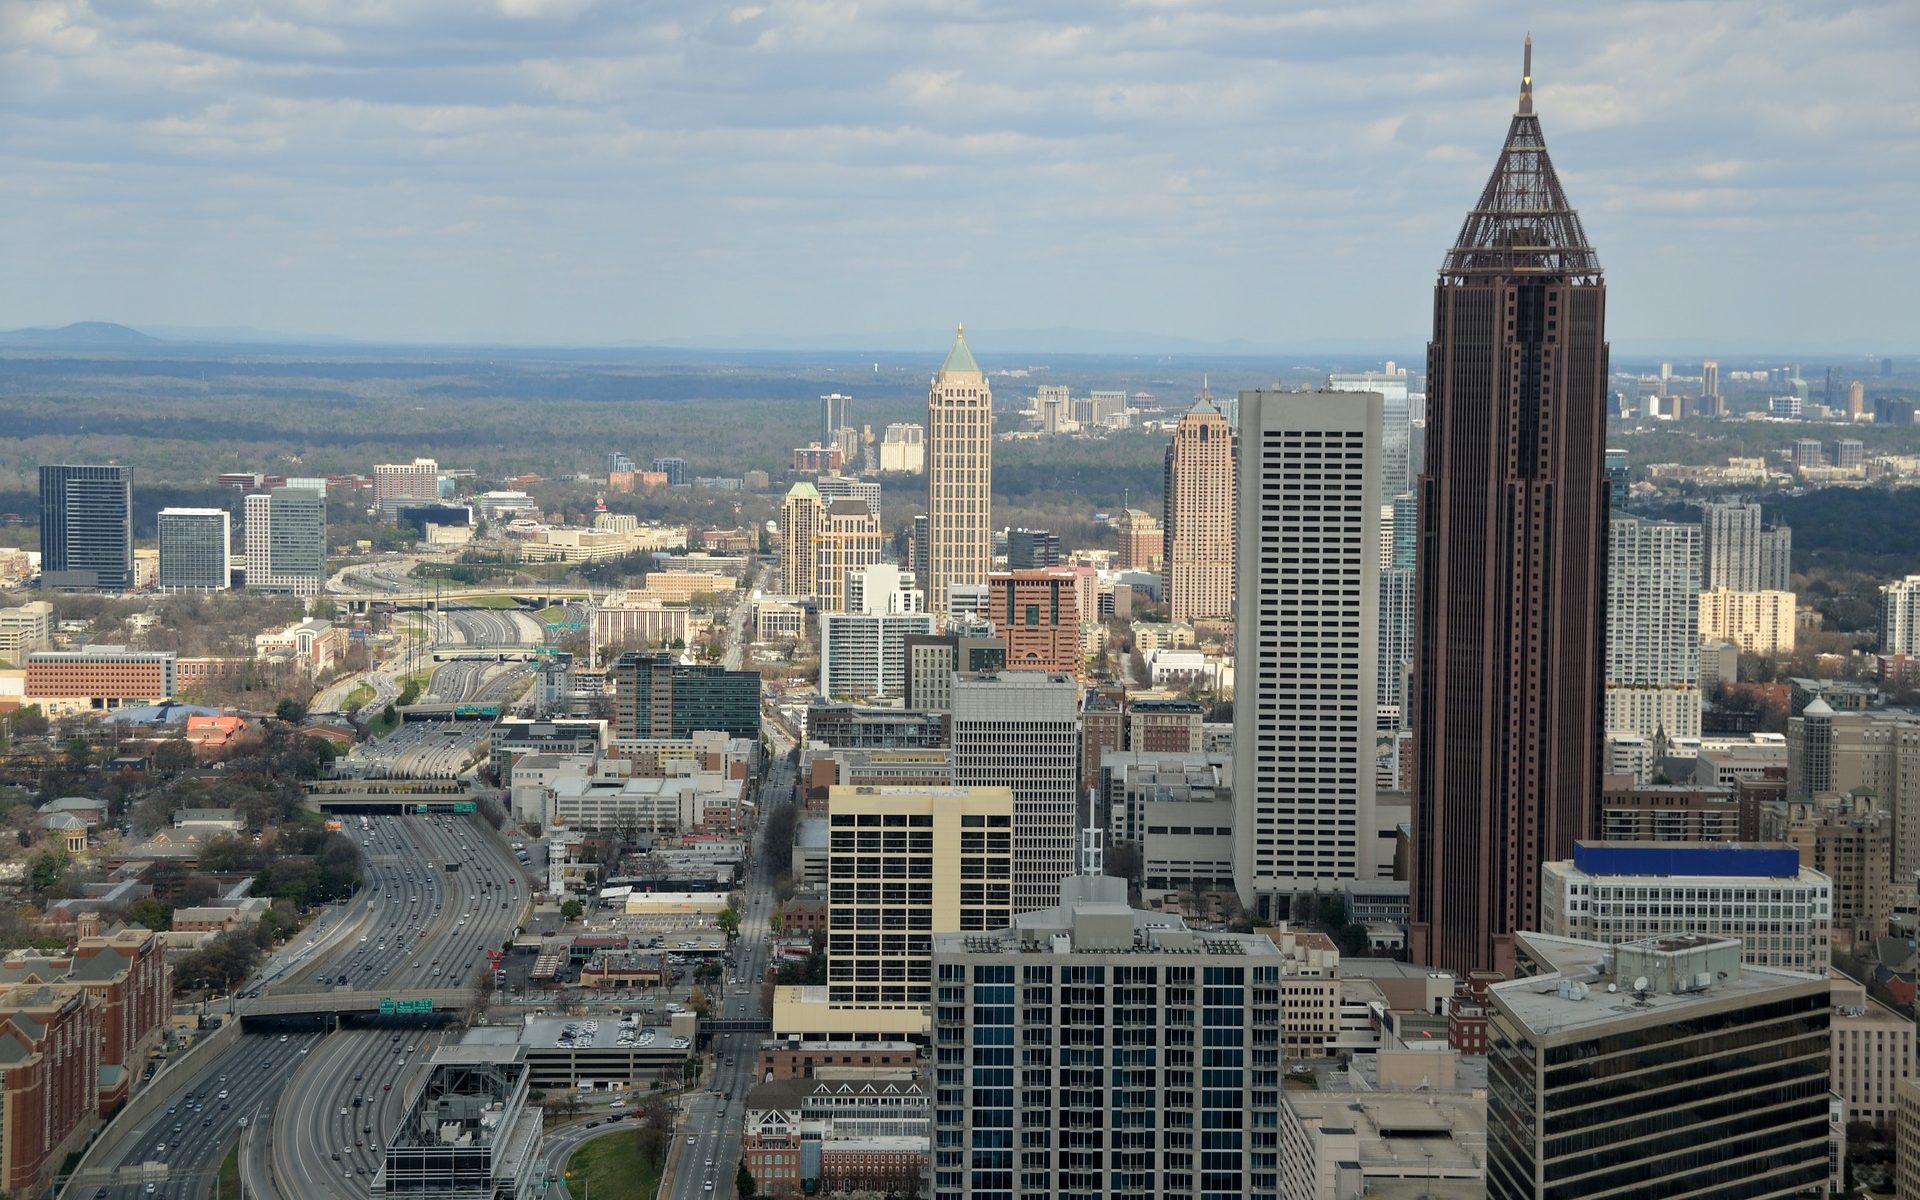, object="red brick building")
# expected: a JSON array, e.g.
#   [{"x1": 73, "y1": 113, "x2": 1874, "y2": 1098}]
[
  {"x1": 24, "y1": 649, "x2": 176, "y2": 708},
  {"x1": 0, "y1": 986, "x2": 104, "y2": 1195},
  {"x1": 989, "y1": 569, "x2": 1081, "y2": 676},
  {"x1": 0, "y1": 928, "x2": 170, "y2": 1113},
  {"x1": 755, "y1": 1039, "x2": 919, "y2": 1081}
]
